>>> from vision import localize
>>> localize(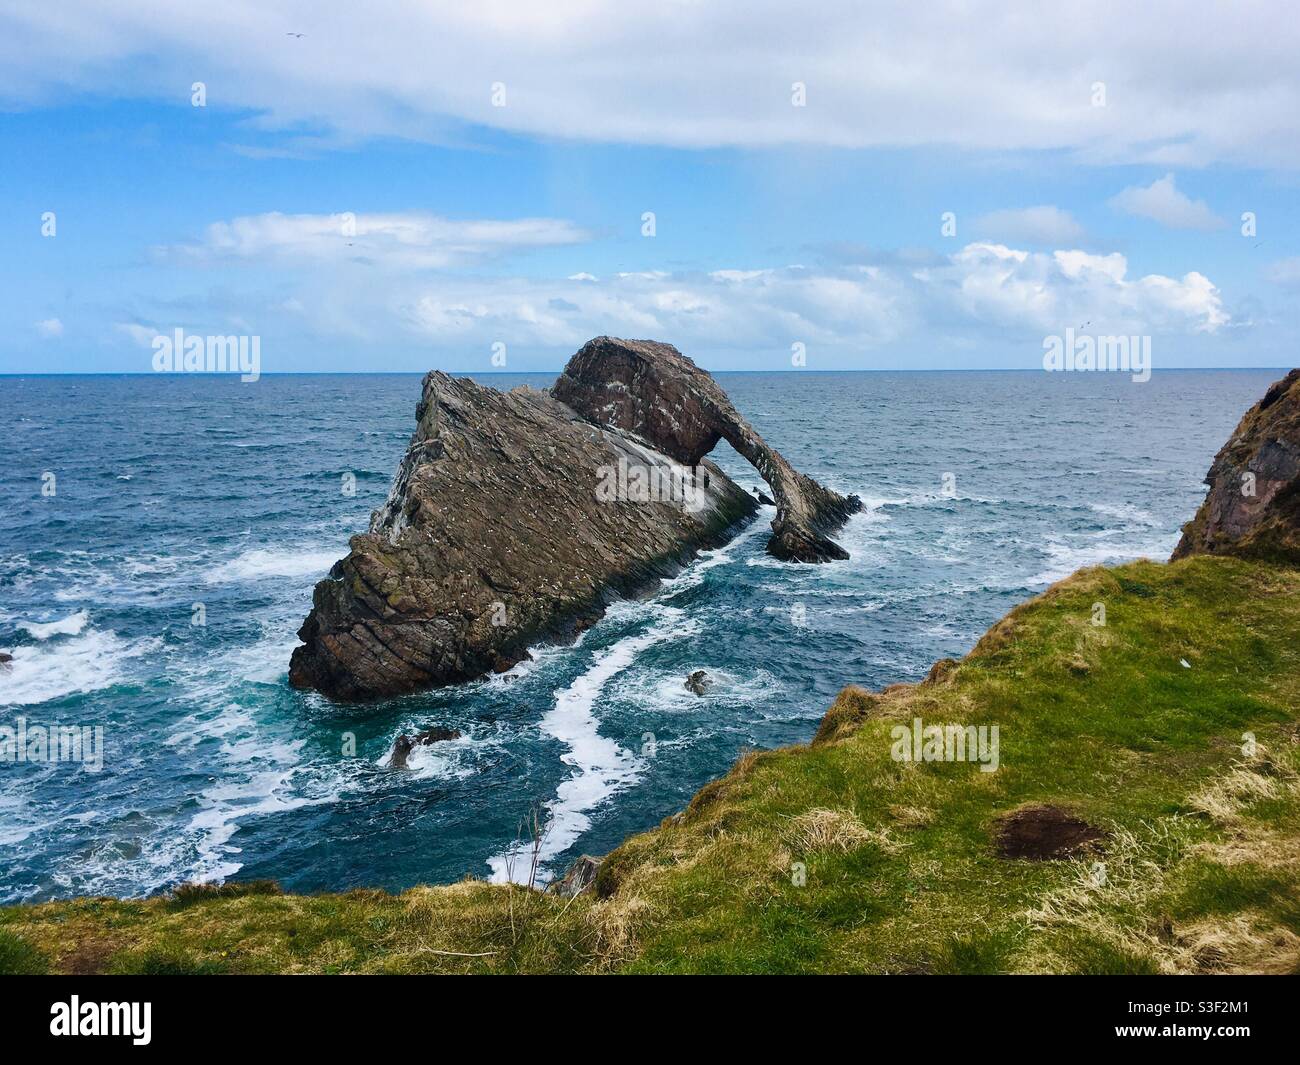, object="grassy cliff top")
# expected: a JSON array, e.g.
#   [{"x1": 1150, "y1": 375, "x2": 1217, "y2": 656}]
[{"x1": 4, "y1": 554, "x2": 1299, "y2": 975}]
